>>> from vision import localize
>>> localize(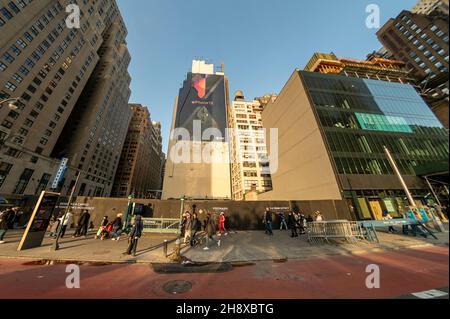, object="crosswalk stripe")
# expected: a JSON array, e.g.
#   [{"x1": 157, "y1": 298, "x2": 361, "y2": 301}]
[{"x1": 412, "y1": 289, "x2": 449, "y2": 299}]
